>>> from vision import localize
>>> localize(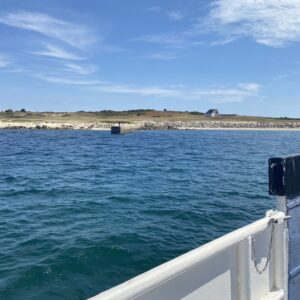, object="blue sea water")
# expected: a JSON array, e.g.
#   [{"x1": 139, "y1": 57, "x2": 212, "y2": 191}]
[{"x1": 1, "y1": 129, "x2": 300, "y2": 300}]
